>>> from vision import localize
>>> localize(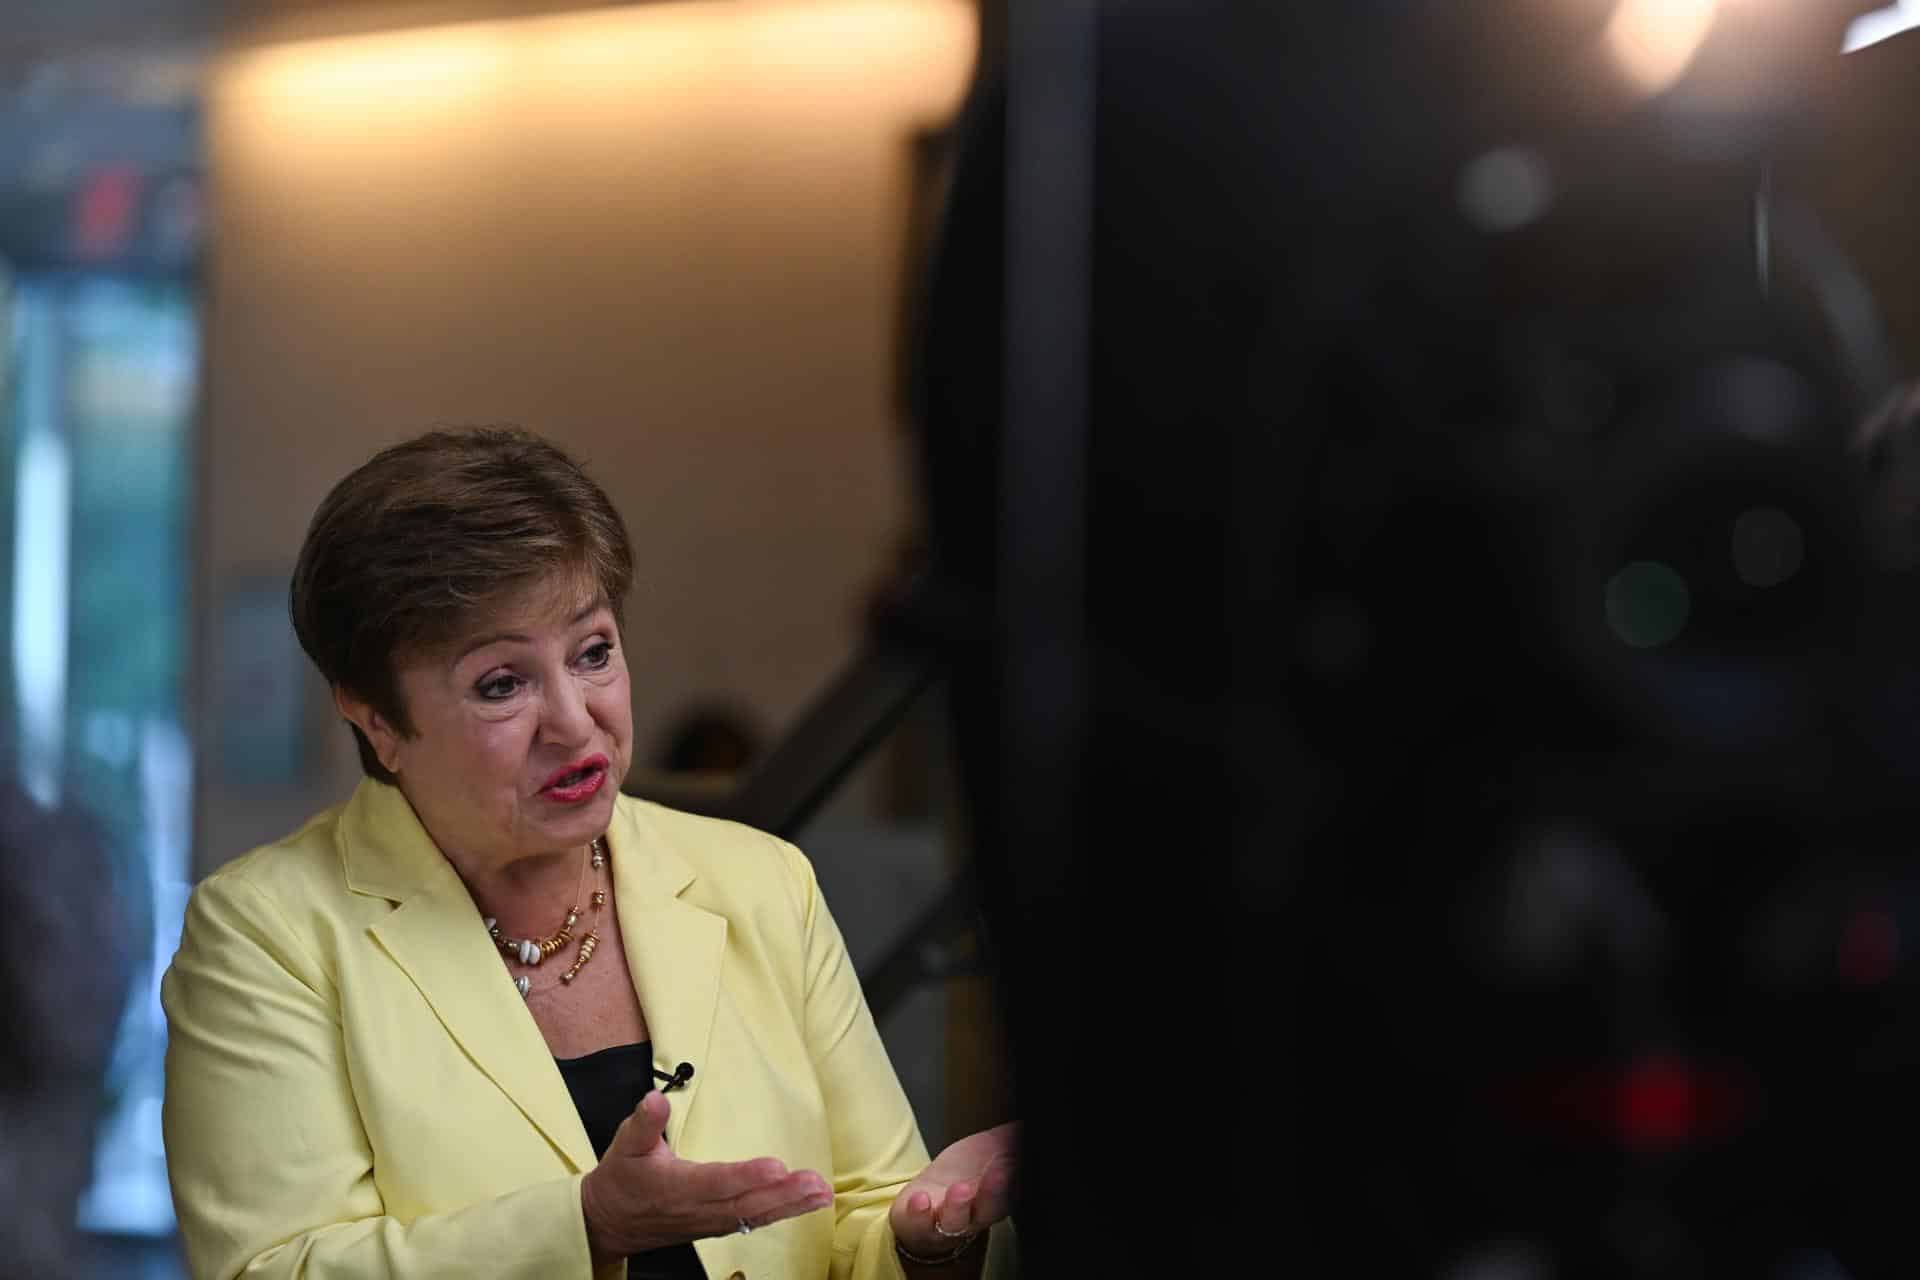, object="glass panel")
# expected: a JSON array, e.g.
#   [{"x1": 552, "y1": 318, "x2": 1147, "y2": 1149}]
[{"x1": 2, "y1": 273, "x2": 199, "y2": 1238}]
